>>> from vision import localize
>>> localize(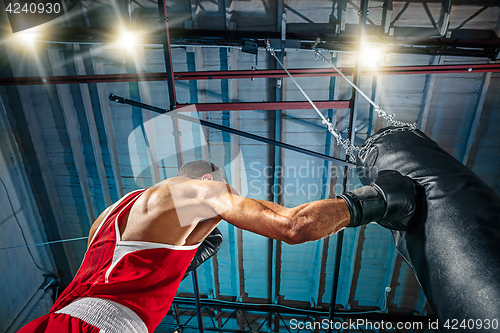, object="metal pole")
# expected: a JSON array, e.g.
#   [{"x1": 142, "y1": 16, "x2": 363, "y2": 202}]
[
  {"x1": 192, "y1": 270, "x2": 205, "y2": 333},
  {"x1": 175, "y1": 100, "x2": 350, "y2": 111},
  {"x1": 107, "y1": 96, "x2": 351, "y2": 113},
  {"x1": 269, "y1": 5, "x2": 286, "y2": 330},
  {"x1": 172, "y1": 297, "x2": 435, "y2": 322},
  {"x1": 172, "y1": 117, "x2": 183, "y2": 168},
  {"x1": 157, "y1": 0, "x2": 177, "y2": 110},
  {"x1": 108, "y1": 94, "x2": 354, "y2": 167},
  {"x1": 327, "y1": 0, "x2": 369, "y2": 331},
  {"x1": 157, "y1": 0, "x2": 183, "y2": 168},
  {"x1": 6, "y1": 275, "x2": 59, "y2": 333}
]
